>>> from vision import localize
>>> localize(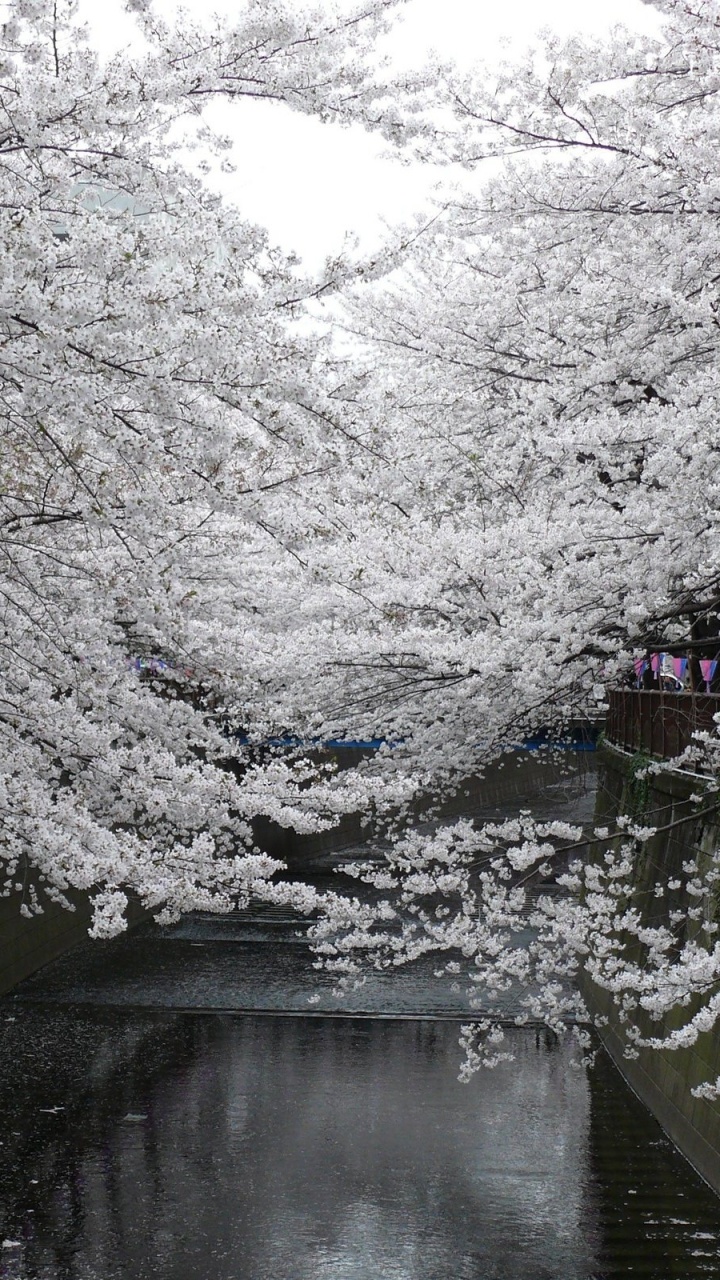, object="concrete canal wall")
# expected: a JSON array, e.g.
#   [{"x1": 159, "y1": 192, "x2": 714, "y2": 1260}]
[
  {"x1": 0, "y1": 878, "x2": 150, "y2": 998},
  {"x1": 1, "y1": 750, "x2": 594, "y2": 995},
  {"x1": 253, "y1": 748, "x2": 596, "y2": 868},
  {"x1": 585, "y1": 743, "x2": 720, "y2": 1193},
  {"x1": 0, "y1": 876, "x2": 97, "y2": 997}
]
